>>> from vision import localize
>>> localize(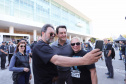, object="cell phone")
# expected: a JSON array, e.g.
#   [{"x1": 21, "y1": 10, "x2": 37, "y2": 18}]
[{"x1": 95, "y1": 40, "x2": 103, "y2": 51}]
